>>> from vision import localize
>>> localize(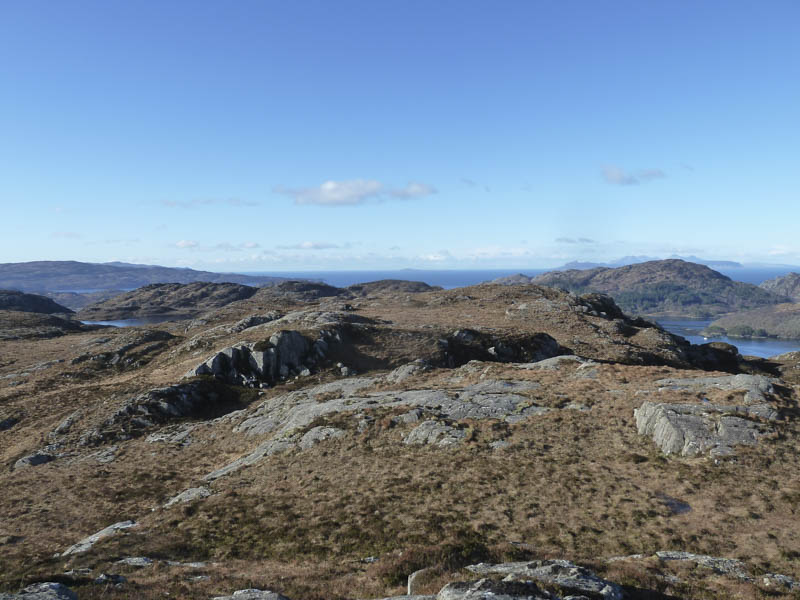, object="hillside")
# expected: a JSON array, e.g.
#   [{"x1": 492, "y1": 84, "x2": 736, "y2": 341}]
[
  {"x1": 0, "y1": 261, "x2": 290, "y2": 293},
  {"x1": 761, "y1": 272, "x2": 800, "y2": 301},
  {"x1": 499, "y1": 259, "x2": 784, "y2": 317},
  {"x1": 0, "y1": 290, "x2": 73, "y2": 314},
  {"x1": 704, "y1": 303, "x2": 800, "y2": 339},
  {"x1": 77, "y1": 282, "x2": 260, "y2": 321},
  {"x1": 3, "y1": 280, "x2": 800, "y2": 599}
]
